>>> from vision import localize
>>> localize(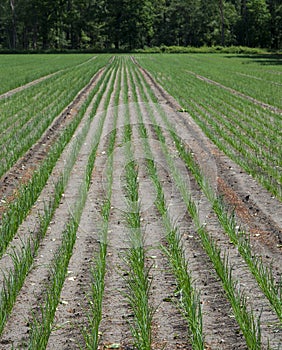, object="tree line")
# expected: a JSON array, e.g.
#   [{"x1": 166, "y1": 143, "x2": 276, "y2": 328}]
[{"x1": 0, "y1": 0, "x2": 281, "y2": 51}]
